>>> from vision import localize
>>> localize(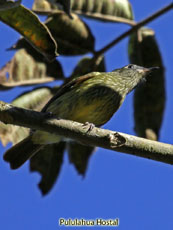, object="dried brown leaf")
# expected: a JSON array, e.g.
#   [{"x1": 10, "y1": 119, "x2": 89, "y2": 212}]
[
  {"x1": 0, "y1": 86, "x2": 58, "y2": 146},
  {"x1": 0, "y1": 48, "x2": 64, "y2": 89}
]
